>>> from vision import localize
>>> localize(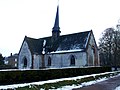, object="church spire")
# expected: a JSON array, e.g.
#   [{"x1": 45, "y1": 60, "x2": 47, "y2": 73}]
[
  {"x1": 52, "y1": 5, "x2": 60, "y2": 32},
  {"x1": 52, "y1": 4, "x2": 61, "y2": 41}
]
